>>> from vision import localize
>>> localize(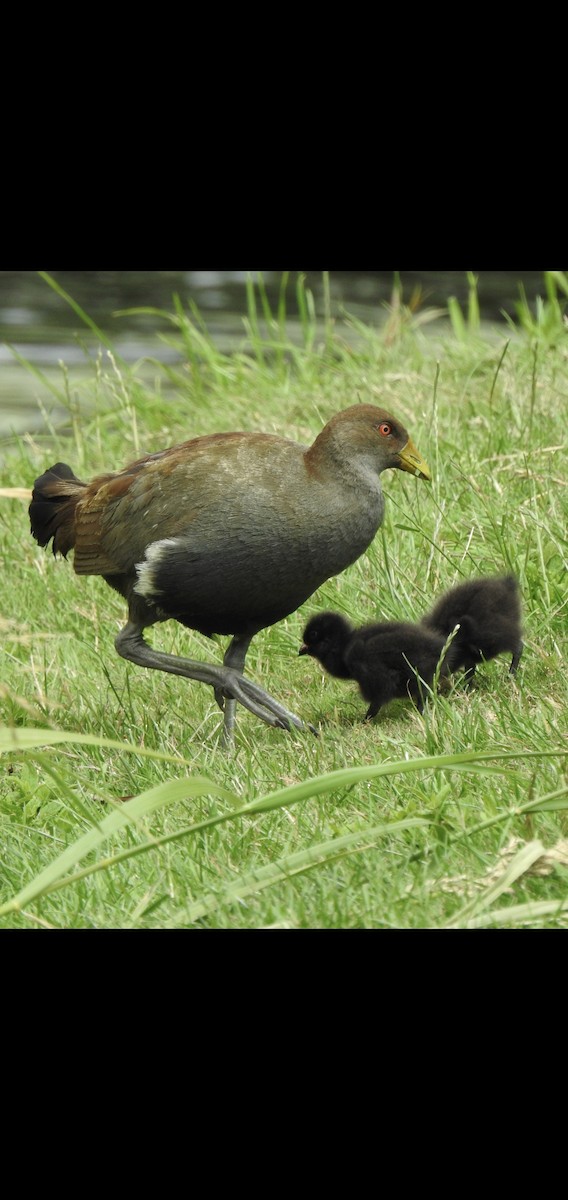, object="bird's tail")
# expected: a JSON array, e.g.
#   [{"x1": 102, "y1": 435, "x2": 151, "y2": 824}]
[{"x1": 29, "y1": 463, "x2": 87, "y2": 557}]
